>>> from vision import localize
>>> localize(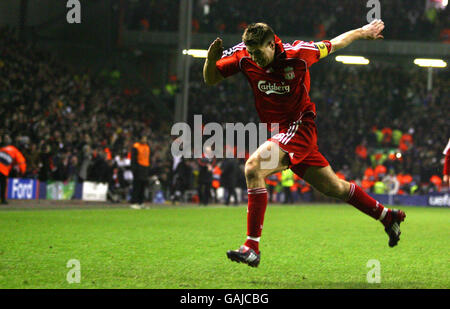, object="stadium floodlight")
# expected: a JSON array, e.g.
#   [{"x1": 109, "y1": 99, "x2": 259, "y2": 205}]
[
  {"x1": 182, "y1": 49, "x2": 208, "y2": 58},
  {"x1": 413, "y1": 58, "x2": 447, "y2": 68},
  {"x1": 335, "y1": 55, "x2": 370, "y2": 65},
  {"x1": 414, "y1": 59, "x2": 447, "y2": 91}
]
